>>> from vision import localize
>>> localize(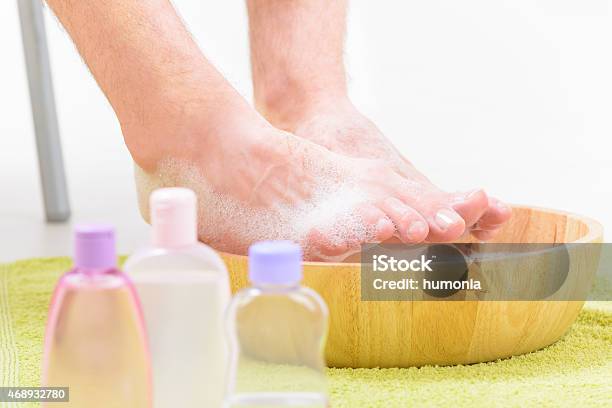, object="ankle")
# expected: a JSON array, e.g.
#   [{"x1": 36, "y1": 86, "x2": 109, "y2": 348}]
[
  {"x1": 121, "y1": 79, "x2": 261, "y2": 172},
  {"x1": 254, "y1": 80, "x2": 350, "y2": 131}
]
